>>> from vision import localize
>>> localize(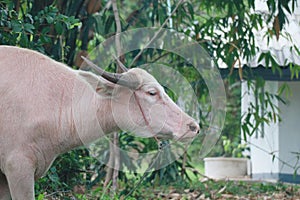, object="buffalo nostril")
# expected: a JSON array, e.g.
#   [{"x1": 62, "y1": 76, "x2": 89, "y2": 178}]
[
  {"x1": 188, "y1": 123, "x2": 199, "y2": 133},
  {"x1": 189, "y1": 125, "x2": 196, "y2": 131}
]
